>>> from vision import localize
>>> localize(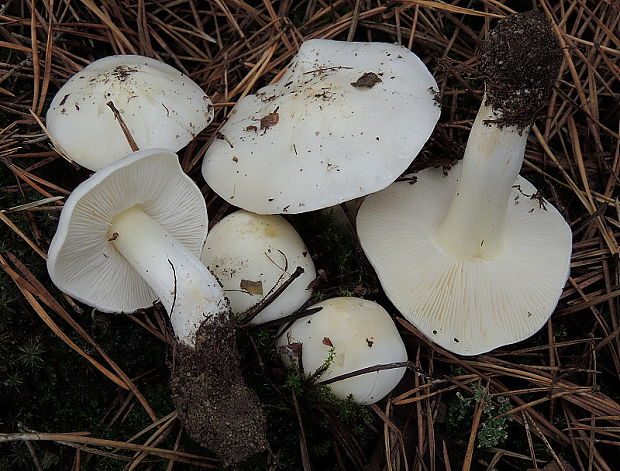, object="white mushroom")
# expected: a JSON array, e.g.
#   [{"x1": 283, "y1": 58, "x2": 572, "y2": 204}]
[
  {"x1": 202, "y1": 39, "x2": 440, "y2": 214},
  {"x1": 357, "y1": 11, "x2": 571, "y2": 355},
  {"x1": 47, "y1": 55, "x2": 213, "y2": 171},
  {"x1": 277, "y1": 297, "x2": 408, "y2": 405},
  {"x1": 201, "y1": 210, "x2": 317, "y2": 324},
  {"x1": 46, "y1": 149, "x2": 267, "y2": 460},
  {"x1": 46, "y1": 148, "x2": 223, "y2": 345}
]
